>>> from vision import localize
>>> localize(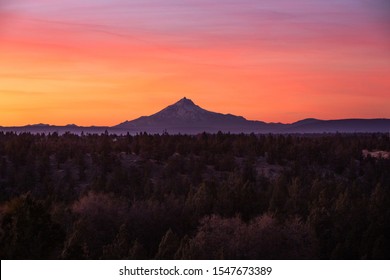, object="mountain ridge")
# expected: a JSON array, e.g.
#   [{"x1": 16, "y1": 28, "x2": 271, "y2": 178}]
[{"x1": 1, "y1": 97, "x2": 389, "y2": 134}]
